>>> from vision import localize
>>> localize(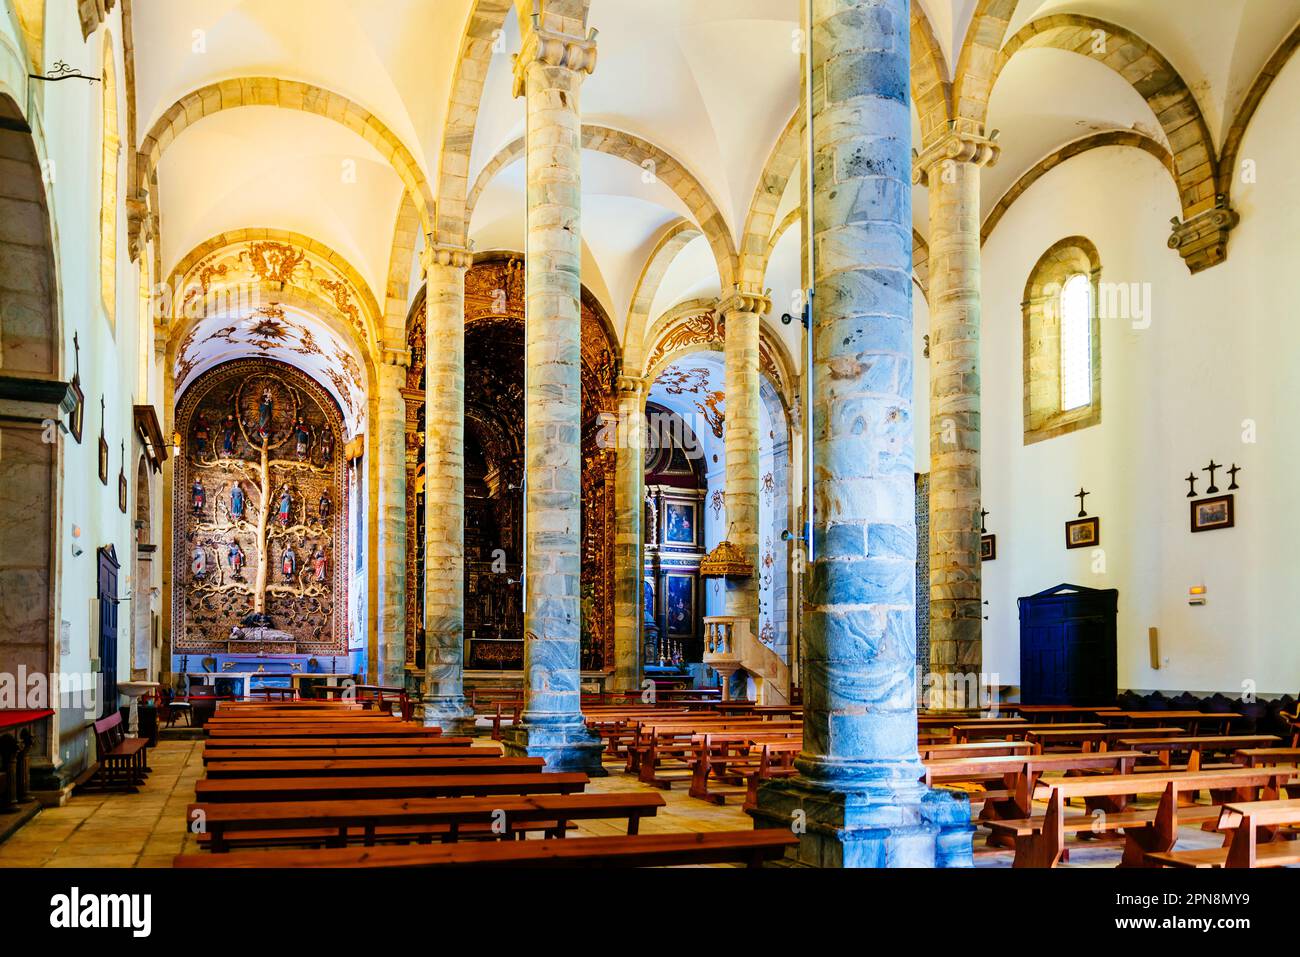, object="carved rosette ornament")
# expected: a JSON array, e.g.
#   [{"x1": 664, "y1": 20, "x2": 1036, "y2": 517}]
[
  {"x1": 1168, "y1": 202, "x2": 1240, "y2": 274},
  {"x1": 912, "y1": 128, "x2": 1002, "y2": 187}
]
